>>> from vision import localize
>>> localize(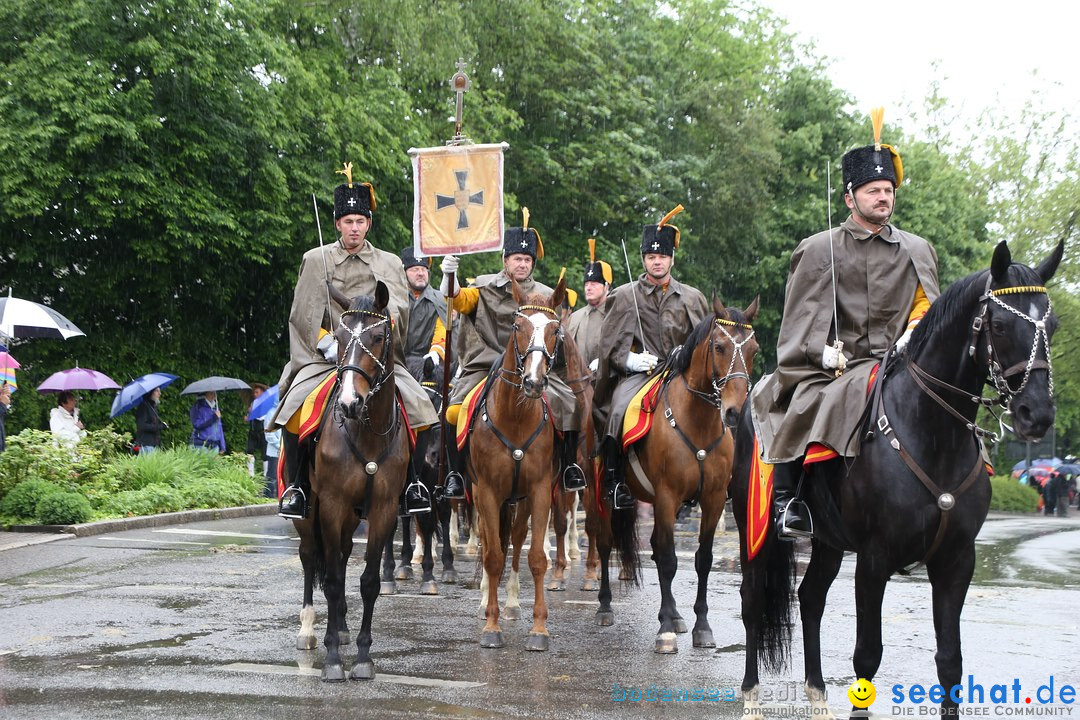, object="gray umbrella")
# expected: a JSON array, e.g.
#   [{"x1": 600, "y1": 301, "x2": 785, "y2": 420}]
[{"x1": 180, "y1": 376, "x2": 251, "y2": 395}]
